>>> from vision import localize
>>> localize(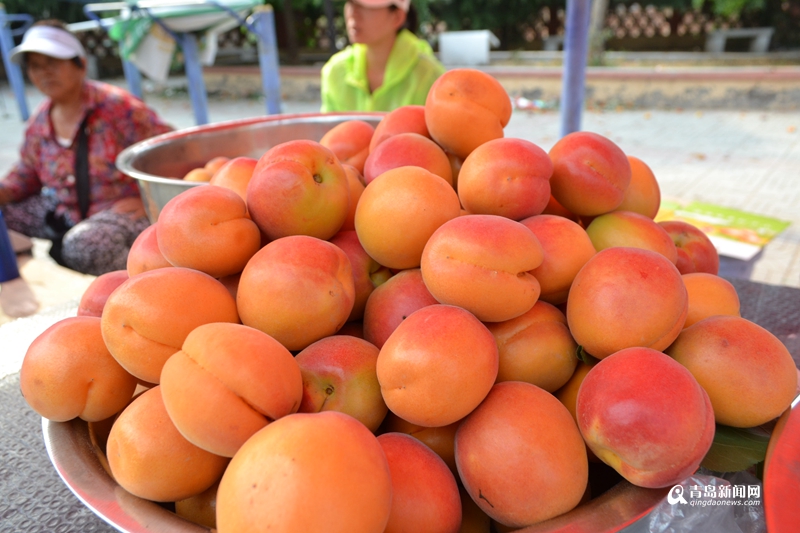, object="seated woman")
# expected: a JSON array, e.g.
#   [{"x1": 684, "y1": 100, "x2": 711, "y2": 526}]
[
  {"x1": 0, "y1": 20, "x2": 173, "y2": 276},
  {"x1": 320, "y1": 0, "x2": 445, "y2": 112}
]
